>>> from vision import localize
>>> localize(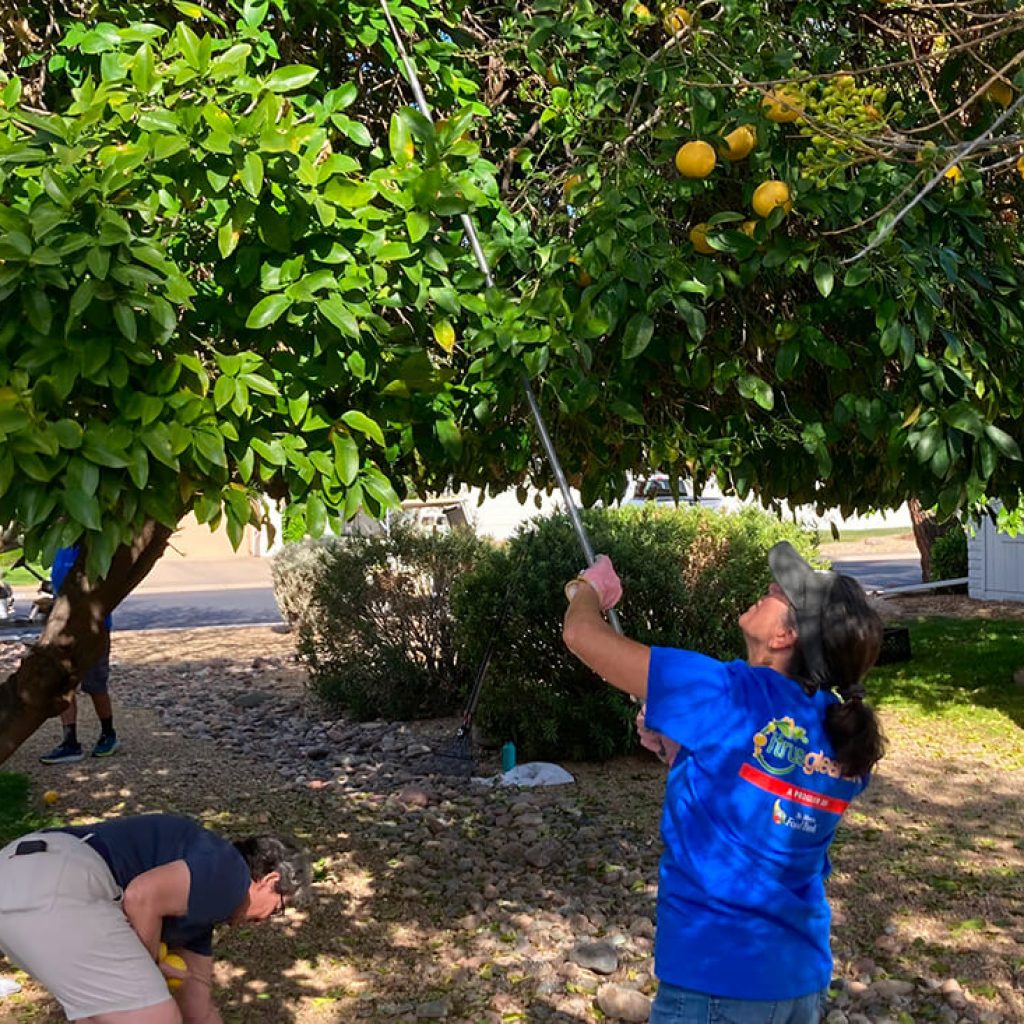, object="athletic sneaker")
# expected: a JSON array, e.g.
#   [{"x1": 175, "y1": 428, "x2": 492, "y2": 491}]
[
  {"x1": 92, "y1": 733, "x2": 120, "y2": 758},
  {"x1": 39, "y1": 740, "x2": 84, "y2": 765}
]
